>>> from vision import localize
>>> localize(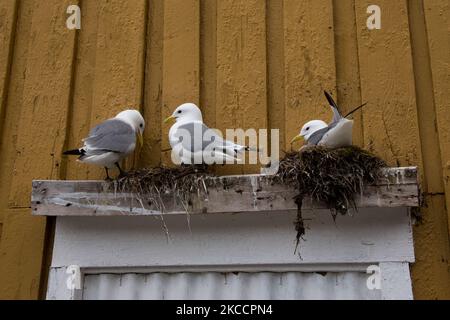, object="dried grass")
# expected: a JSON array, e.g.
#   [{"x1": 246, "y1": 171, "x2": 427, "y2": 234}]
[
  {"x1": 111, "y1": 146, "x2": 385, "y2": 253},
  {"x1": 115, "y1": 165, "x2": 212, "y2": 212},
  {"x1": 274, "y1": 145, "x2": 386, "y2": 251}
]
